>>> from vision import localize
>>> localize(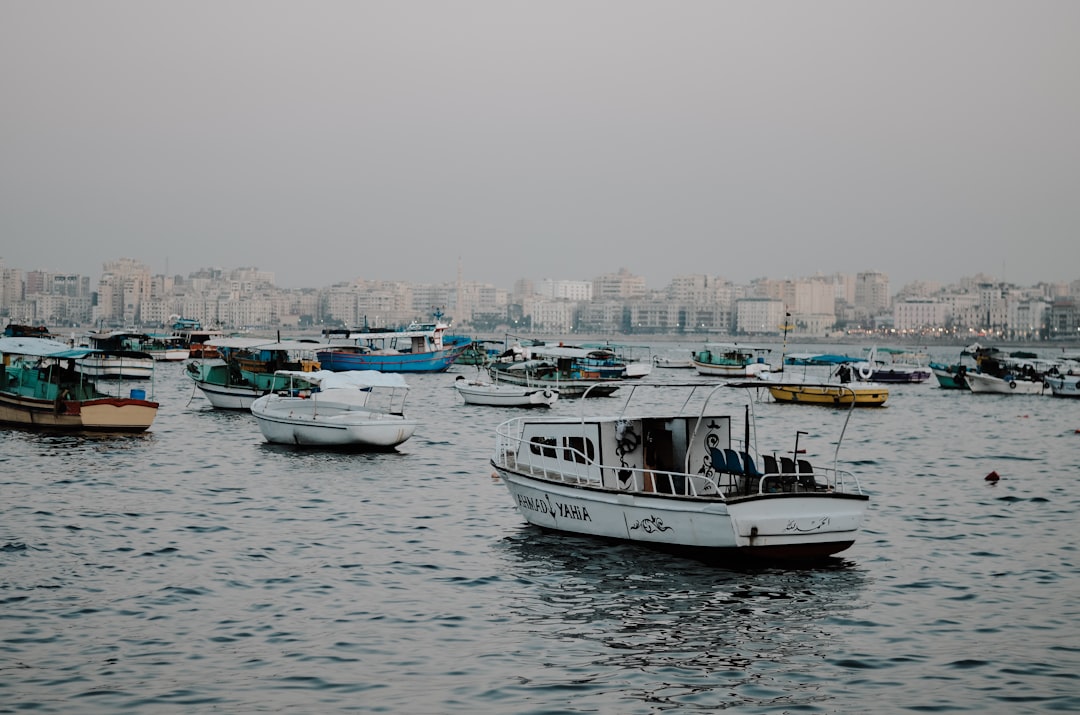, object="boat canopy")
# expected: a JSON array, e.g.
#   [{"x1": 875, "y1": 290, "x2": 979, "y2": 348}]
[
  {"x1": 207, "y1": 338, "x2": 326, "y2": 351},
  {"x1": 783, "y1": 353, "x2": 860, "y2": 365},
  {"x1": 0, "y1": 337, "x2": 98, "y2": 359}
]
